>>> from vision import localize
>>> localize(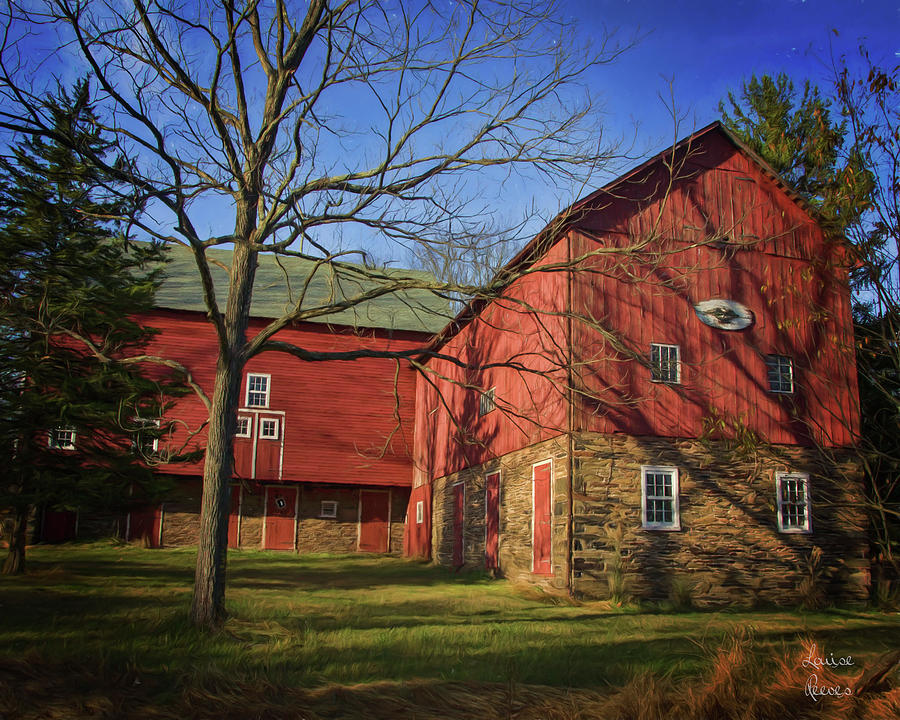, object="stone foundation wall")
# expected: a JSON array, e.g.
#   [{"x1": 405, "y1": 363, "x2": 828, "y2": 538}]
[
  {"x1": 160, "y1": 480, "x2": 203, "y2": 546},
  {"x1": 570, "y1": 433, "x2": 869, "y2": 607},
  {"x1": 153, "y1": 480, "x2": 409, "y2": 554},
  {"x1": 432, "y1": 435, "x2": 569, "y2": 591}
]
